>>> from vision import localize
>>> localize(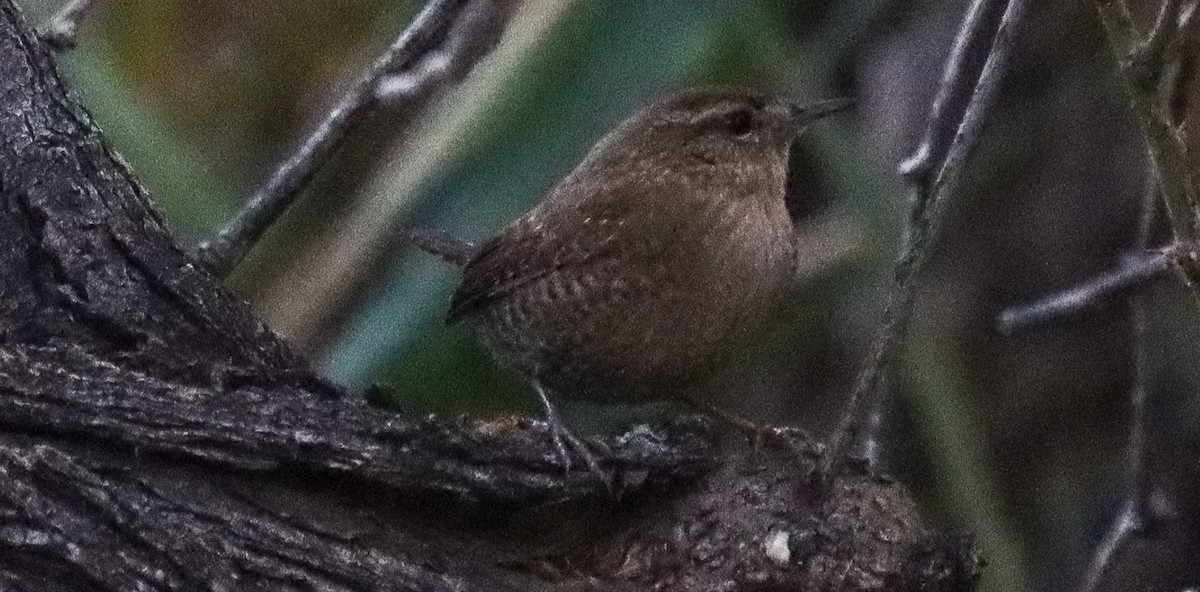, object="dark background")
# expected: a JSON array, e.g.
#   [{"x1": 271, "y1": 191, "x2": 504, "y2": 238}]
[{"x1": 17, "y1": 1, "x2": 1200, "y2": 591}]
